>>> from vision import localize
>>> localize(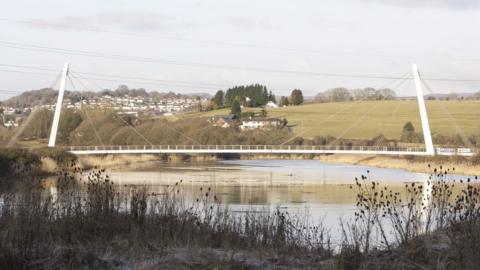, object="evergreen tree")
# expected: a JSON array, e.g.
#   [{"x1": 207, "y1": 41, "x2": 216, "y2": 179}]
[
  {"x1": 401, "y1": 122, "x2": 418, "y2": 142},
  {"x1": 290, "y1": 89, "x2": 304, "y2": 105},
  {"x1": 231, "y1": 99, "x2": 241, "y2": 118},
  {"x1": 403, "y1": 122, "x2": 415, "y2": 133},
  {"x1": 262, "y1": 87, "x2": 269, "y2": 104},
  {"x1": 212, "y1": 90, "x2": 224, "y2": 108},
  {"x1": 268, "y1": 91, "x2": 276, "y2": 103},
  {"x1": 279, "y1": 96, "x2": 290, "y2": 106},
  {"x1": 224, "y1": 84, "x2": 271, "y2": 107}
]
